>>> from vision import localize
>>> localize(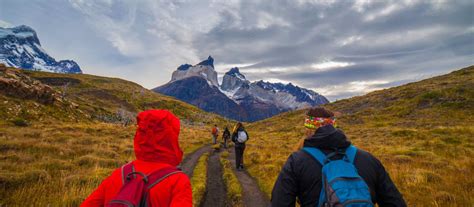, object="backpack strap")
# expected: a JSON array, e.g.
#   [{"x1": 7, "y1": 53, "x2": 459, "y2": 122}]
[
  {"x1": 345, "y1": 145, "x2": 358, "y2": 164},
  {"x1": 121, "y1": 162, "x2": 135, "y2": 185},
  {"x1": 141, "y1": 167, "x2": 182, "y2": 207},
  {"x1": 303, "y1": 145, "x2": 358, "y2": 165},
  {"x1": 145, "y1": 167, "x2": 182, "y2": 189},
  {"x1": 303, "y1": 147, "x2": 326, "y2": 165}
]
